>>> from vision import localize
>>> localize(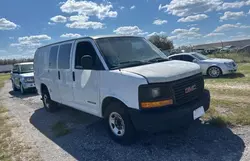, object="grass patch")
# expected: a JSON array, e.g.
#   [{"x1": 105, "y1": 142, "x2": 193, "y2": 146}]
[
  {"x1": 209, "y1": 52, "x2": 250, "y2": 63},
  {"x1": 51, "y1": 121, "x2": 70, "y2": 137},
  {"x1": 203, "y1": 62, "x2": 250, "y2": 127},
  {"x1": 0, "y1": 74, "x2": 10, "y2": 88}
]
